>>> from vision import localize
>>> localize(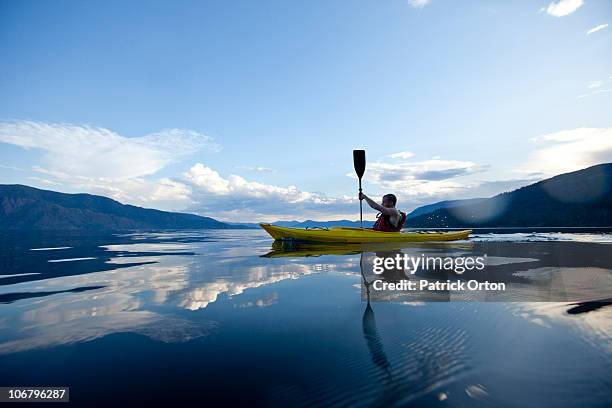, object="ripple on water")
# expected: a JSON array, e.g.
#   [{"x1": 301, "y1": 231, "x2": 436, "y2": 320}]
[
  {"x1": 296, "y1": 305, "x2": 473, "y2": 408},
  {"x1": 497, "y1": 302, "x2": 612, "y2": 405}
]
